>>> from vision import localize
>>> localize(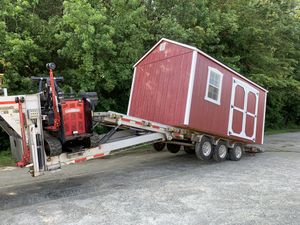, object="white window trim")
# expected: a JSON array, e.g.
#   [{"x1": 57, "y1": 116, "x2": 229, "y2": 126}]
[{"x1": 204, "y1": 67, "x2": 223, "y2": 105}]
